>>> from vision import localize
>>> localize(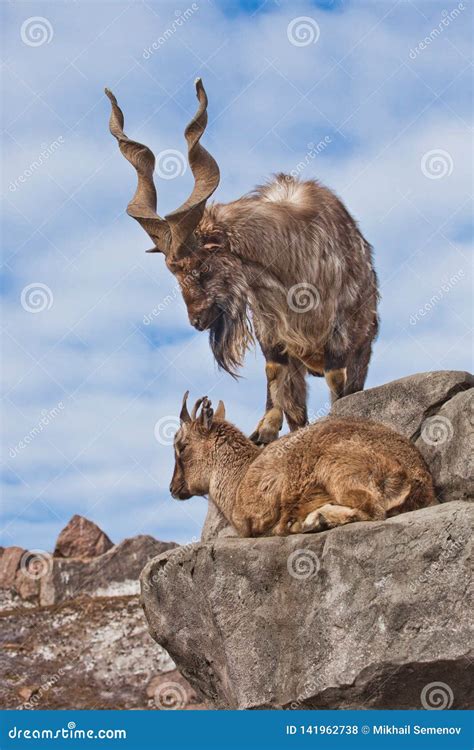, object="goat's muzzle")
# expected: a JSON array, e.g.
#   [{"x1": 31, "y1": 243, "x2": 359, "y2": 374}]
[
  {"x1": 189, "y1": 304, "x2": 222, "y2": 333},
  {"x1": 169, "y1": 482, "x2": 192, "y2": 501}
]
